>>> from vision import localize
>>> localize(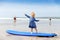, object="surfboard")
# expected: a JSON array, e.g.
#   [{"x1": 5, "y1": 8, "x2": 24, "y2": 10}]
[{"x1": 6, "y1": 30, "x2": 57, "y2": 37}]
